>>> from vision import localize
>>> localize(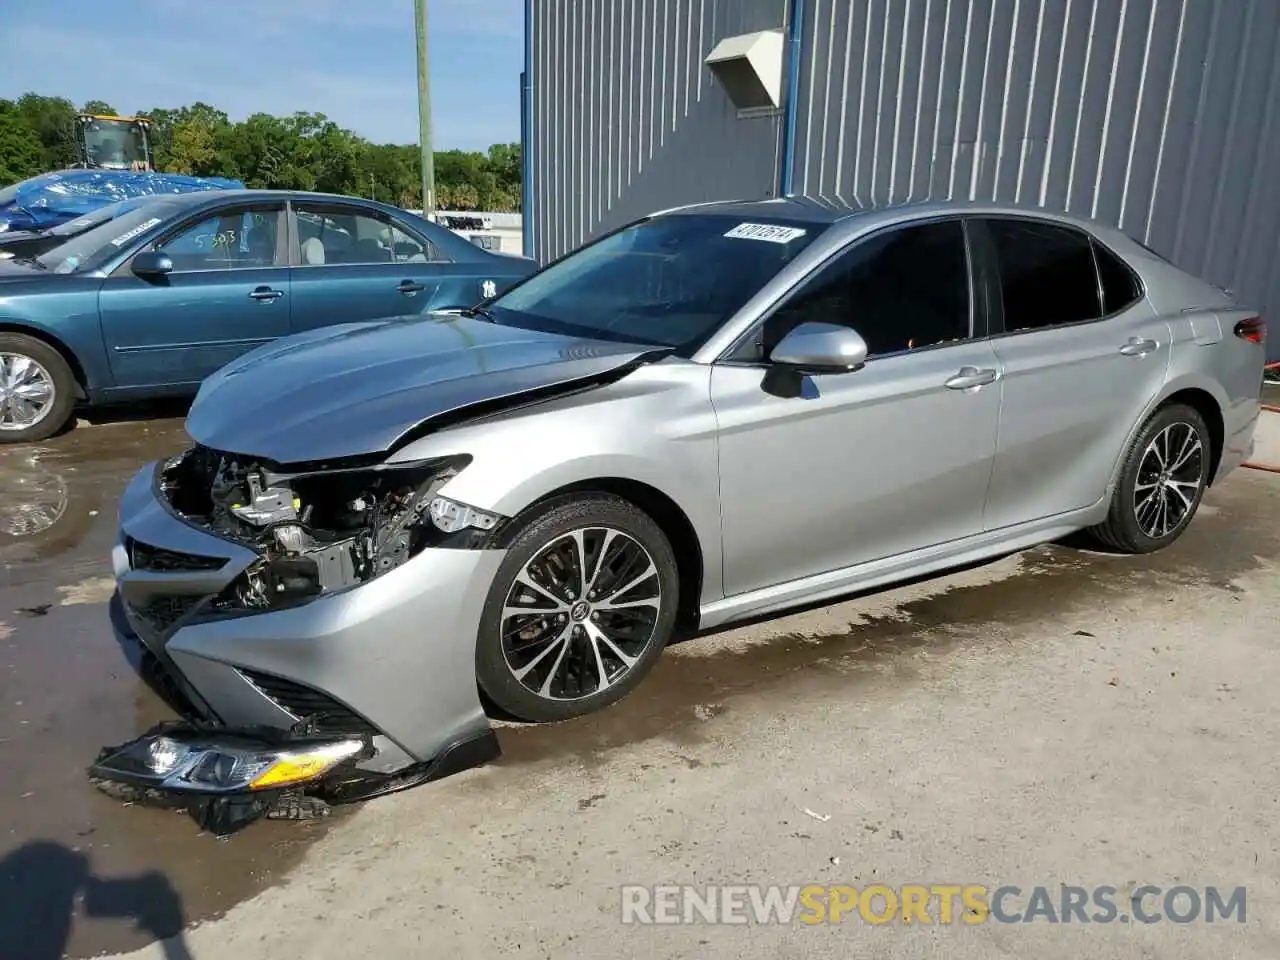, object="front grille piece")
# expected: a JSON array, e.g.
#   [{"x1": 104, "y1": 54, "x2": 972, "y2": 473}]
[
  {"x1": 127, "y1": 593, "x2": 206, "y2": 634},
  {"x1": 239, "y1": 669, "x2": 380, "y2": 736}
]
